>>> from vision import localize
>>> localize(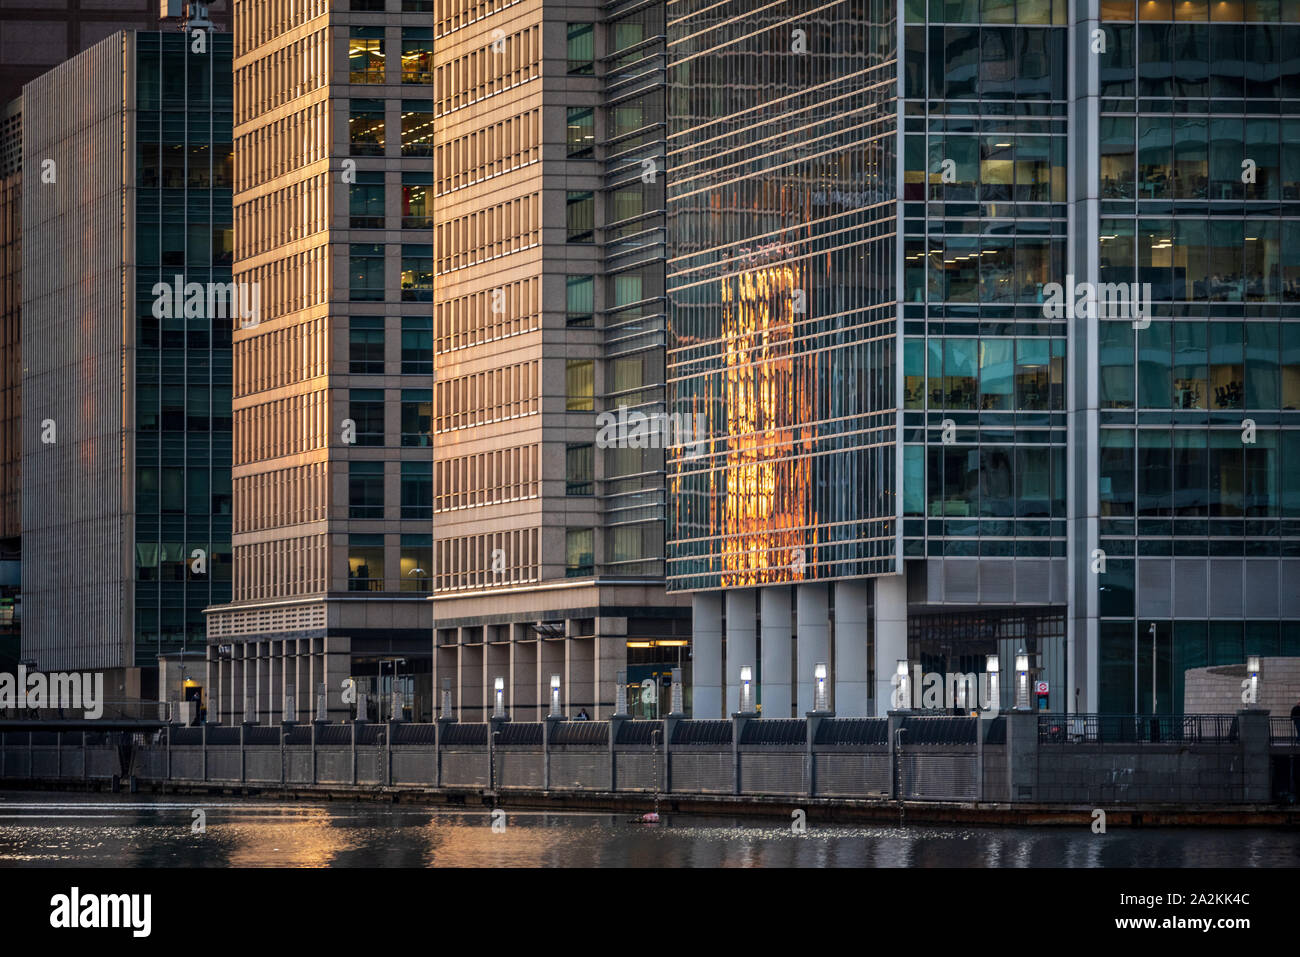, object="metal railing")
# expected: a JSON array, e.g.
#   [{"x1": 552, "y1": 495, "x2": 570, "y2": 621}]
[
  {"x1": 0, "y1": 699, "x2": 171, "y2": 721},
  {"x1": 1038, "y1": 713, "x2": 1240, "y2": 744},
  {"x1": 1269, "y1": 716, "x2": 1300, "y2": 744}
]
